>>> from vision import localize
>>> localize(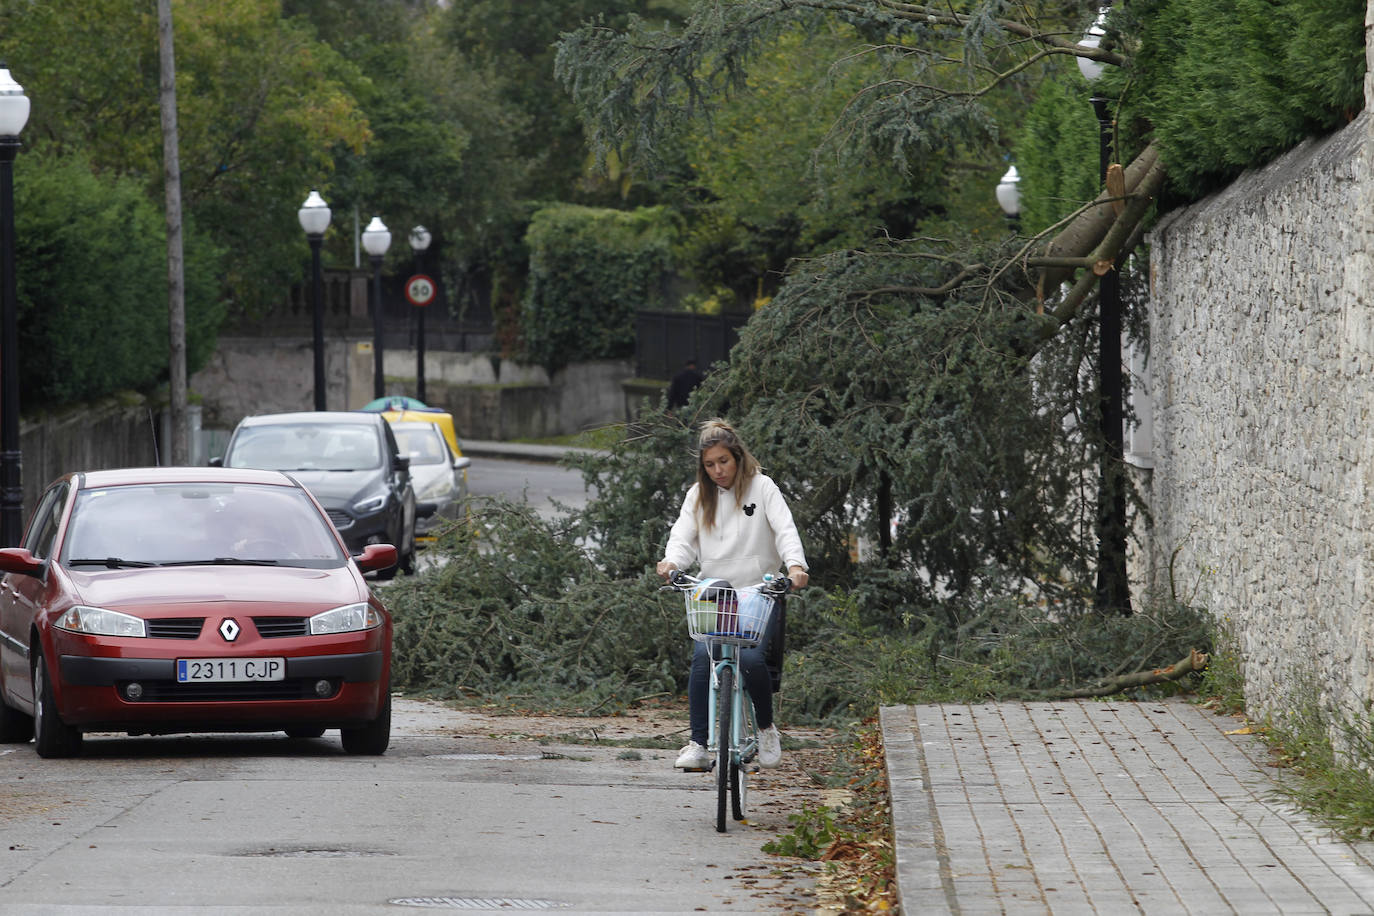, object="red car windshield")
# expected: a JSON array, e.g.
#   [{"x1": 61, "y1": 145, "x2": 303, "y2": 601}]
[{"x1": 62, "y1": 482, "x2": 348, "y2": 569}]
